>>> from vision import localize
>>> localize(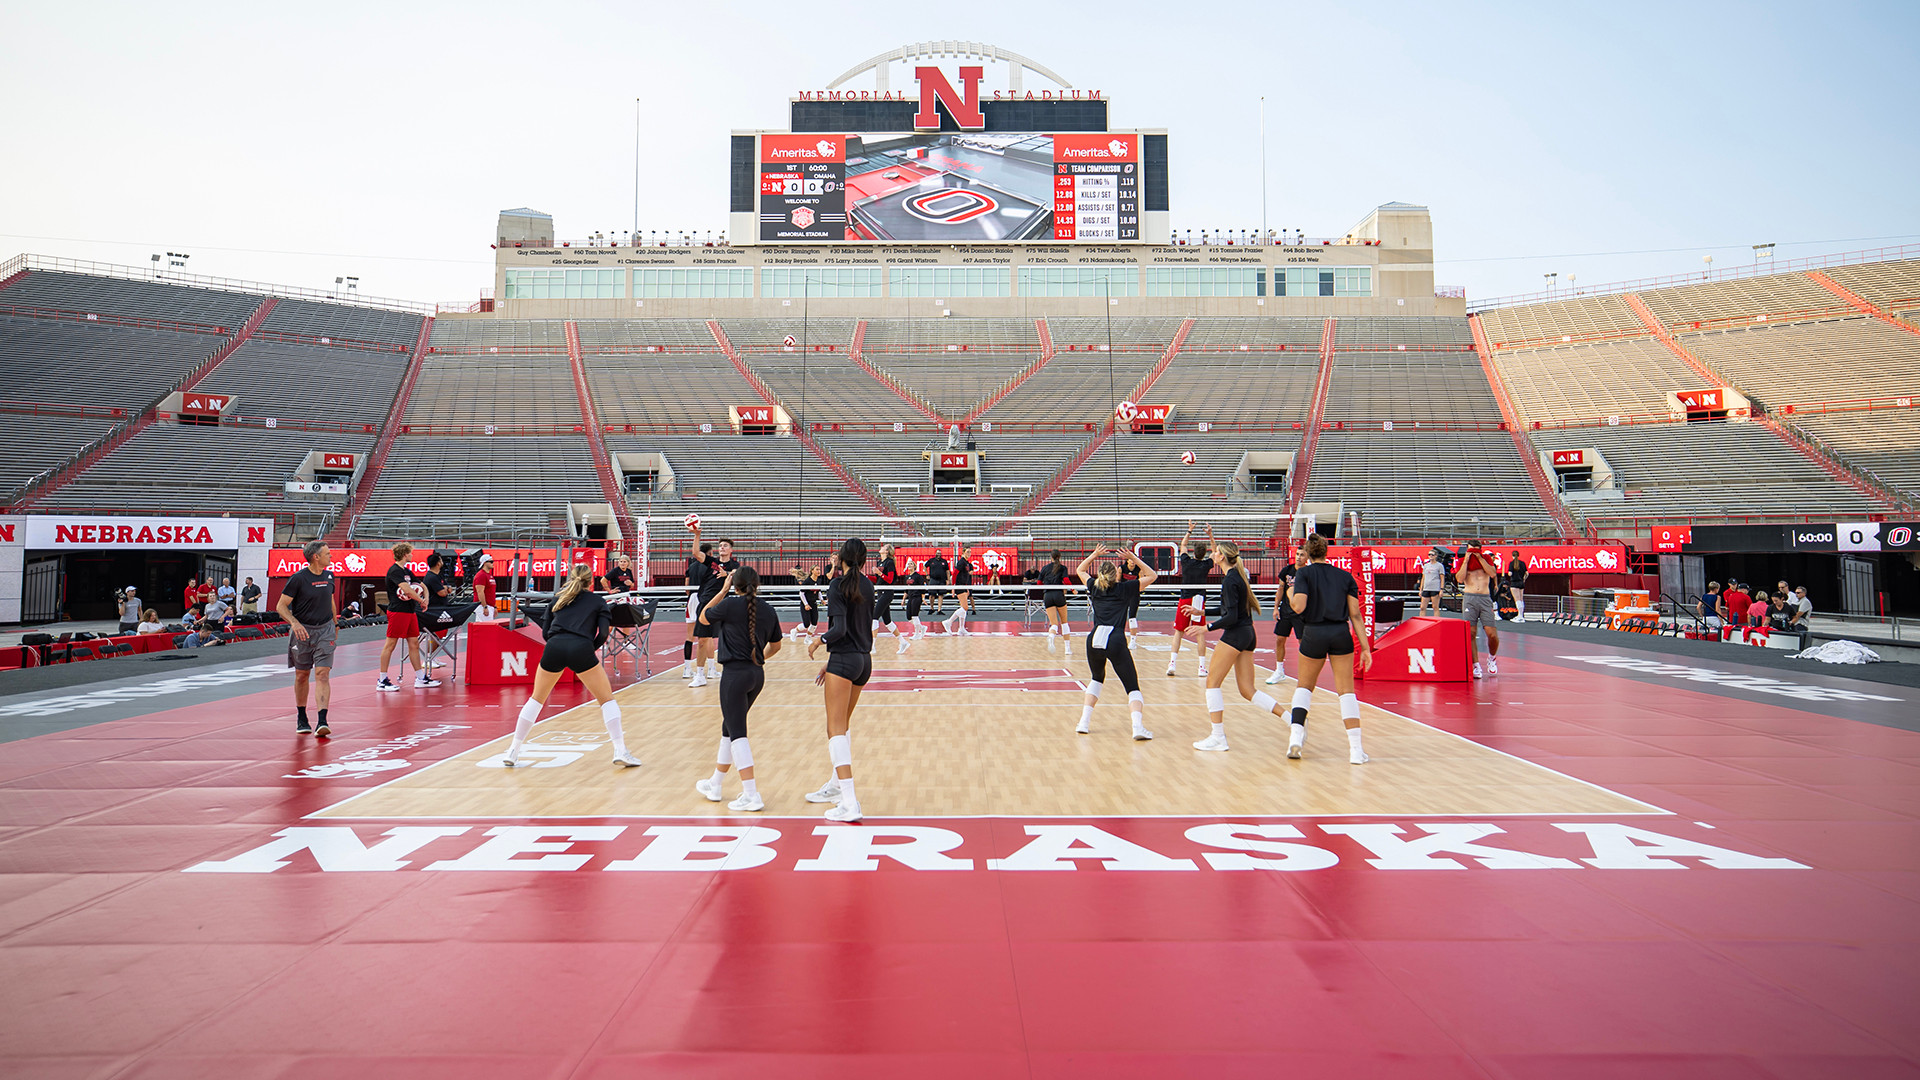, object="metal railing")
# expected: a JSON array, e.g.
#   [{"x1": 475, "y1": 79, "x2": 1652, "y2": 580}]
[
  {"x1": 4, "y1": 253, "x2": 435, "y2": 315},
  {"x1": 1467, "y1": 243, "x2": 1920, "y2": 311}
]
